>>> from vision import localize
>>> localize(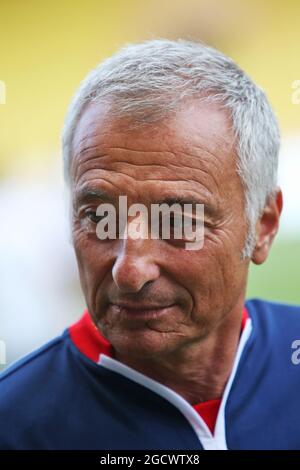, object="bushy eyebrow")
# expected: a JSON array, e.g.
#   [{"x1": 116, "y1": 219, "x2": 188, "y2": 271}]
[
  {"x1": 157, "y1": 197, "x2": 217, "y2": 217},
  {"x1": 159, "y1": 196, "x2": 204, "y2": 206},
  {"x1": 74, "y1": 187, "x2": 217, "y2": 216},
  {"x1": 74, "y1": 187, "x2": 116, "y2": 208}
]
